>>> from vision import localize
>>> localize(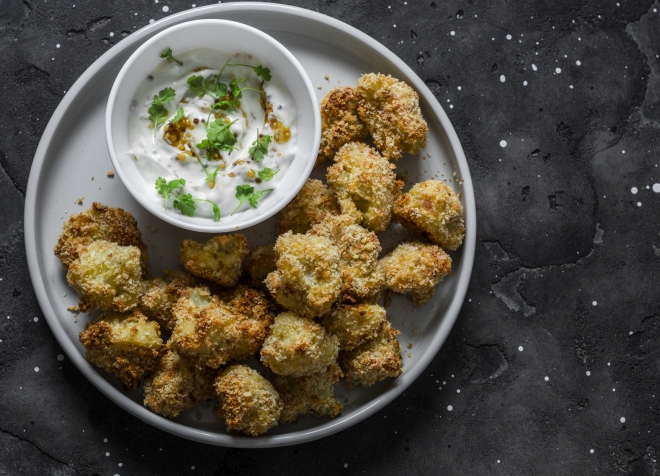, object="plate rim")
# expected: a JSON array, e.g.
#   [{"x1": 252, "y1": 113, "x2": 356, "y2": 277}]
[{"x1": 24, "y1": 2, "x2": 477, "y2": 448}]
